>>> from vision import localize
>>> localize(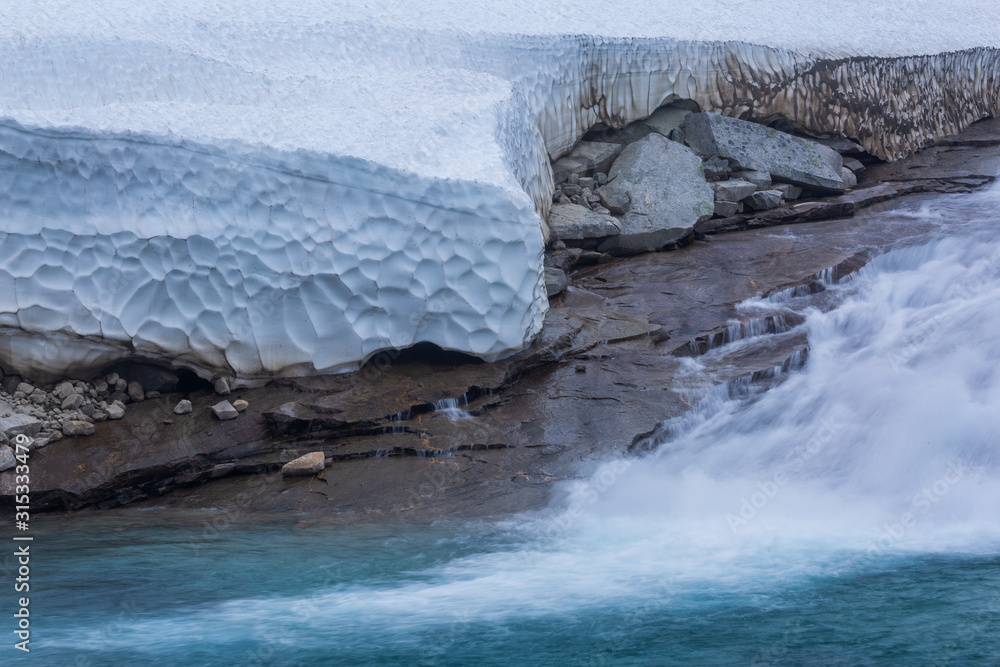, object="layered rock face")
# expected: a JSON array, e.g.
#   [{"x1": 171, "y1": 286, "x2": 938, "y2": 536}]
[{"x1": 1, "y1": 1, "x2": 998, "y2": 382}]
